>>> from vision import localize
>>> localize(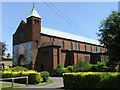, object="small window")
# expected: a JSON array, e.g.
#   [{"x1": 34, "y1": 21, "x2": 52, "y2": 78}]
[
  {"x1": 71, "y1": 42, "x2": 73, "y2": 49},
  {"x1": 91, "y1": 46, "x2": 92, "y2": 52},
  {"x1": 37, "y1": 20, "x2": 39, "y2": 24},
  {"x1": 85, "y1": 45, "x2": 87, "y2": 51},
  {"x1": 62, "y1": 41, "x2": 64, "y2": 49},
  {"x1": 34, "y1": 19, "x2": 36, "y2": 23},
  {"x1": 36, "y1": 40, "x2": 38, "y2": 45},
  {"x1": 75, "y1": 43, "x2": 77, "y2": 49},
  {"x1": 96, "y1": 47, "x2": 97, "y2": 52},
  {"x1": 100, "y1": 48, "x2": 102, "y2": 52},
  {"x1": 78, "y1": 44, "x2": 80, "y2": 50}
]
